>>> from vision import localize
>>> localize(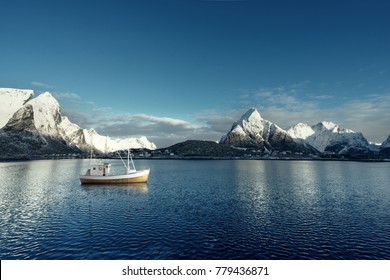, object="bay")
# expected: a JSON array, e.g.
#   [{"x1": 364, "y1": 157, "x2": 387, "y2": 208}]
[{"x1": 0, "y1": 159, "x2": 389, "y2": 259}]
